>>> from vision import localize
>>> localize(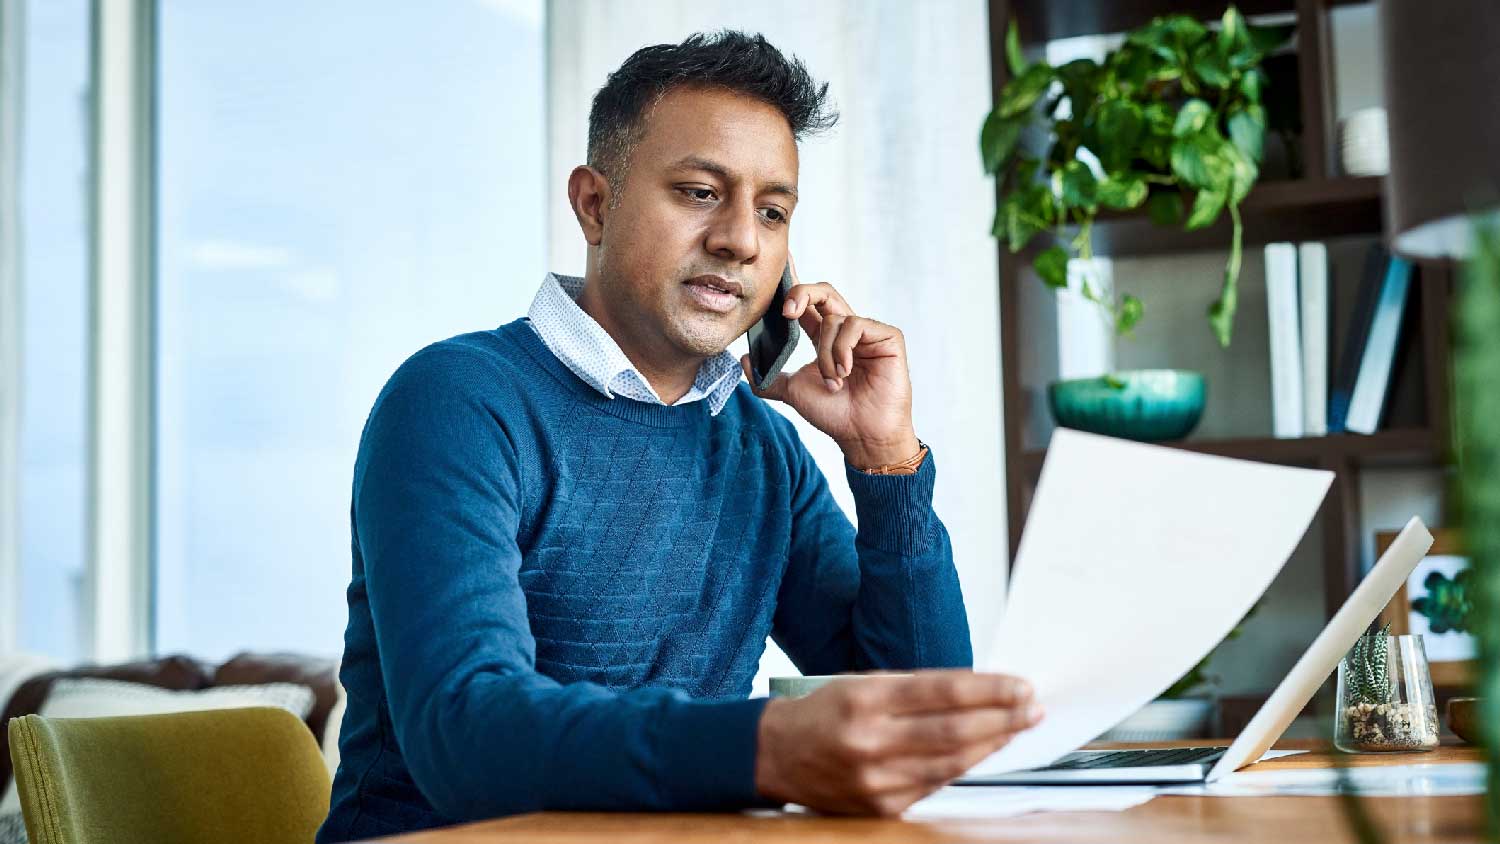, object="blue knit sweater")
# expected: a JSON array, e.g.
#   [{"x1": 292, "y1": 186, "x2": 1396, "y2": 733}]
[{"x1": 316, "y1": 318, "x2": 971, "y2": 842}]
